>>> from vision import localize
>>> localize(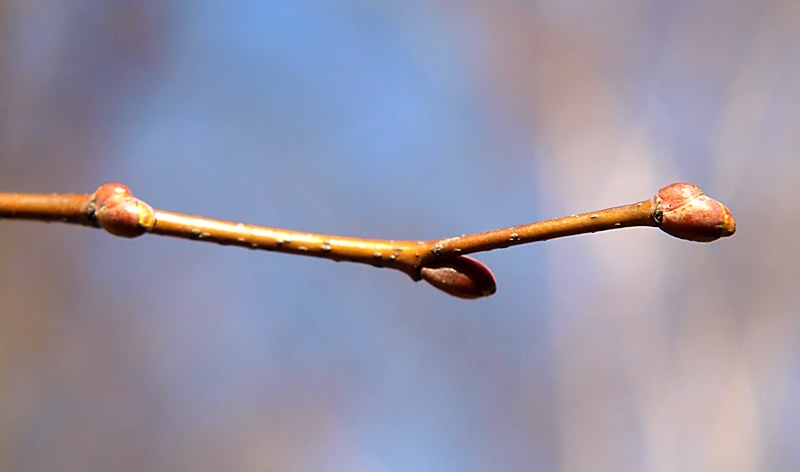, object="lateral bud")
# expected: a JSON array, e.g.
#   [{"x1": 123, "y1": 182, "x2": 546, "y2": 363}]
[
  {"x1": 420, "y1": 255, "x2": 497, "y2": 299},
  {"x1": 90, "y1": 183, "x2": 155, "y2": 238}
]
